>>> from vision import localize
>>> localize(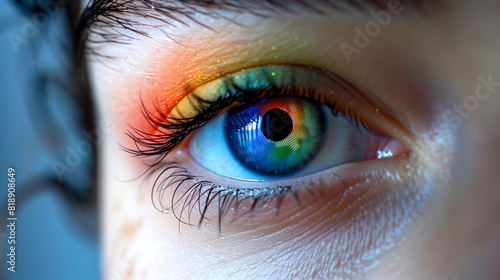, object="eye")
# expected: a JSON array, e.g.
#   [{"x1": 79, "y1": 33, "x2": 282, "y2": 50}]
[
  {"x1": 124, "y1": 64, "x2": 411, "y2": 229},
  {"x1": 190, "y1": 96, "x2": 395, "y2": 180}
]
